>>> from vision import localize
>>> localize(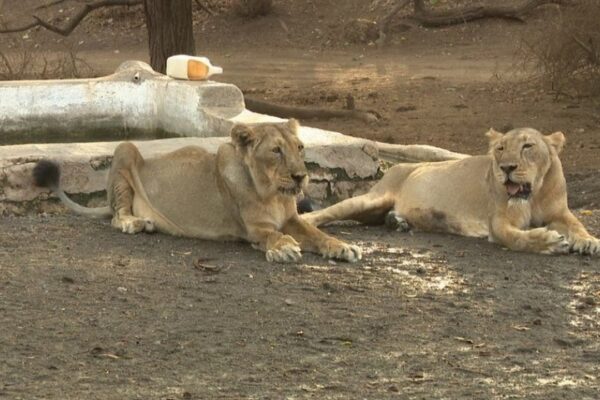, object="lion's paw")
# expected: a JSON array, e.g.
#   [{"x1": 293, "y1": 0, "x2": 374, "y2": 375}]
[
  {"x1": 385, "y1": 211, "x2": 410, "y2": 232},
  {"x1": 113, "y1": 216, "x2": 155, "y2": 234},
  {"x1": 530, "y1": 228, "x2": 570, "y2": 255},
  {"x1": 266, "y1": 235, "x2": 302, "y2": 263},
  {"x1": 570, "y1": 235, "x2": 600, "y2": 256},
  {"x1": 143, "y1": 218, "x2": 156, "y2": 233},
  {"x1": 320, "y1": 239, "x2": 362, "y2": 263}
]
